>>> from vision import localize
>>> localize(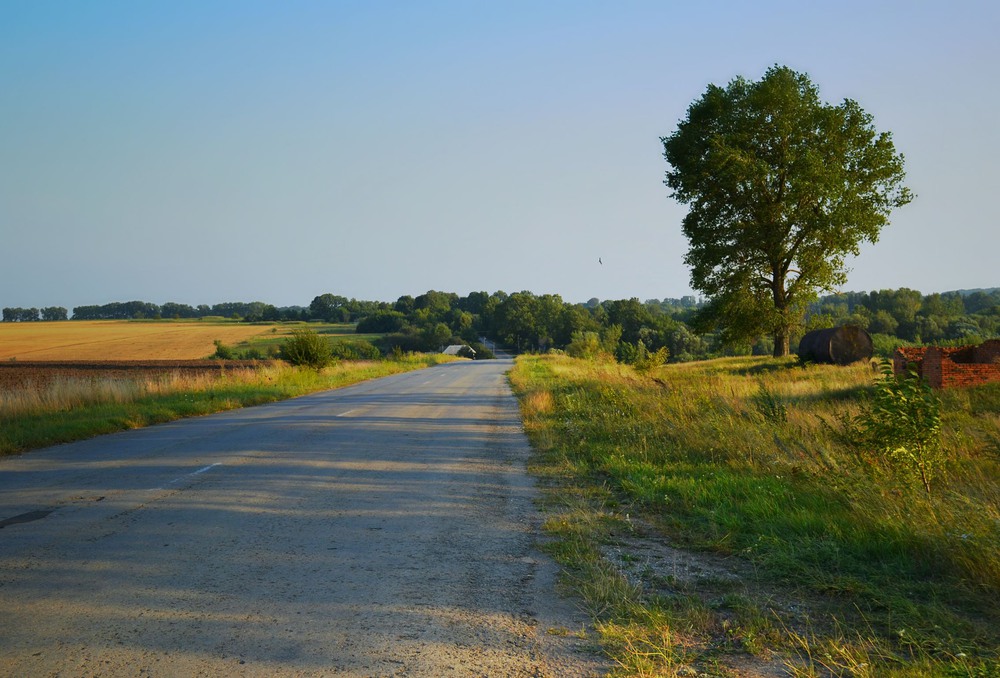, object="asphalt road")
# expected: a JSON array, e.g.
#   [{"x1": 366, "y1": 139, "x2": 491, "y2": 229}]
[{"x1": 0, "y1": 359, "x2": 606, "y2": 677}]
